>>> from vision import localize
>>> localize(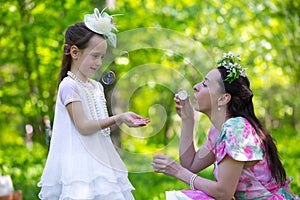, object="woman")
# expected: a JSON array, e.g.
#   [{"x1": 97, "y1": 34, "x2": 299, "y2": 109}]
[{"x1": 152, "y1": 52, "x2": 298, "y2": 199}]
